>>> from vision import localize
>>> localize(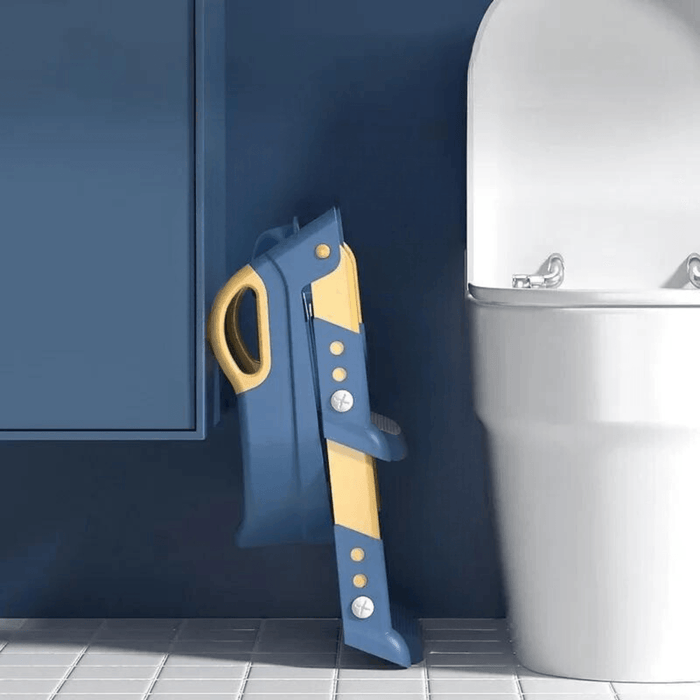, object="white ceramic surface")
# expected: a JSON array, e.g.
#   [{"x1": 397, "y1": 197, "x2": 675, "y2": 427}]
[
  {"x1": 467, "y1": 0, "x2": 700, "y2": 682},
  {"x1": 467, "y1": 0, "x2": 700, "y2": 291},
  {"x1": 469, "y1": 299, "x2": 700, "y2": 681}
]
